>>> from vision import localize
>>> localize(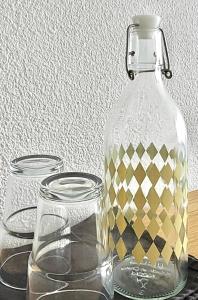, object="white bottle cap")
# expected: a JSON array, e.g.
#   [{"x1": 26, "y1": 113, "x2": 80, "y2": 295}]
[{"x1": 132, "y1": 15, "x2": 161, "y2": 38}]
